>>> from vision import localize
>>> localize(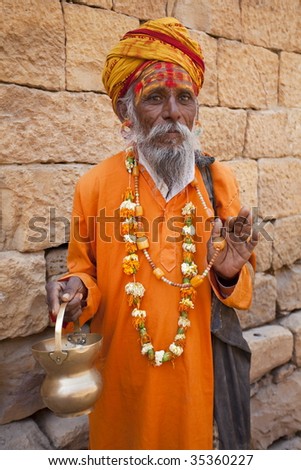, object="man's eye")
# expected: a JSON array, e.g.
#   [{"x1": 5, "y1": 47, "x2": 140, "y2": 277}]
[
  {"x1": 179, "y1": 93, "x2": 192, "y2": 102},
  {"x1": 146, "y1": 94, "x2": 162, "y2": 102}
]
